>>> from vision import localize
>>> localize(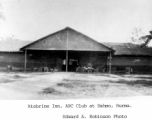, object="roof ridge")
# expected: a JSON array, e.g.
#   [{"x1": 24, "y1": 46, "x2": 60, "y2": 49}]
[{"x1": 20, "y1": 27, "x2": 114, "y2": 52}]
